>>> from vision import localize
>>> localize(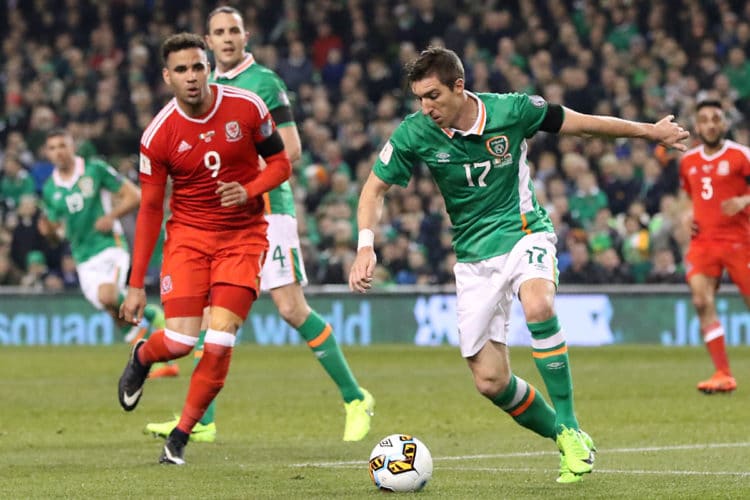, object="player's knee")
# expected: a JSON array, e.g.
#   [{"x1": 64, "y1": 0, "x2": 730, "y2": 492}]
[
  {"x1": 523, "y1": 301, "x2": 555, "y2": 324},
  {"x1": 97, "y1": 284, "x2": 119, "y2": 308},
  {"x1": 208, "y1": 318, "x2": 242, "y2": 333},
  {"x1": 474, "y1": 372, "x2": 510, "y2": 399},
  {"x1": 276, "y1": 300, "x2": 307, "y2": 326},
  {"x1": 692, "y1": 295, "x2": 712, "y2": 314}
]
